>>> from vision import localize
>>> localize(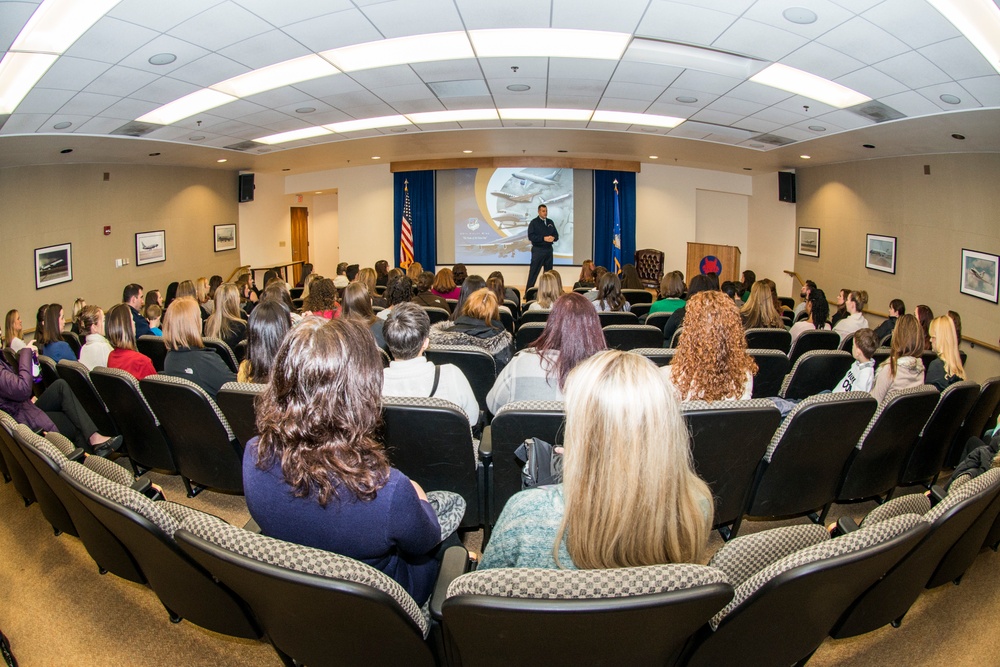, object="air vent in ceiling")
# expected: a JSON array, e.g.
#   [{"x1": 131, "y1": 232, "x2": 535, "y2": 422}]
[
  {"x1": 224, "y1": 140, "x2": 263, "y2": 152},
  {"x1": 110, "y1": 121, "x2": 160, "y2": 137},
  {"x1": 848, "y1": 101, "x2": 905, "y2": 123},
  {"x1": 752, "y1": 133, "x2": 796, "y2": 147}
]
